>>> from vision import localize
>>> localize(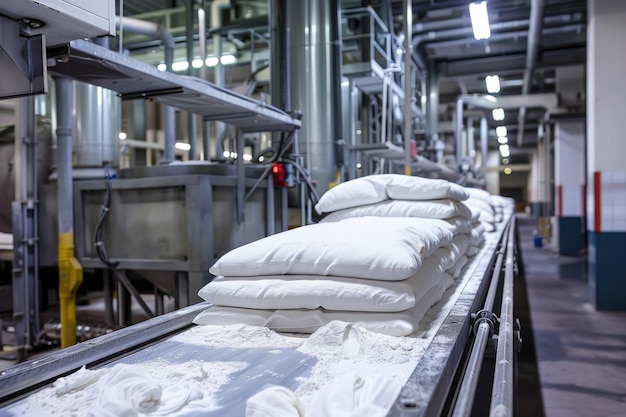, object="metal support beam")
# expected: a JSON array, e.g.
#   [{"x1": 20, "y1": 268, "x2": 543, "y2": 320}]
[
  {"x1": 11, "y1": 96, "x2": 40, "y2": 360},
  {"x1": 403, "y1": 0, "x2": 413, "y2": 175}
]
